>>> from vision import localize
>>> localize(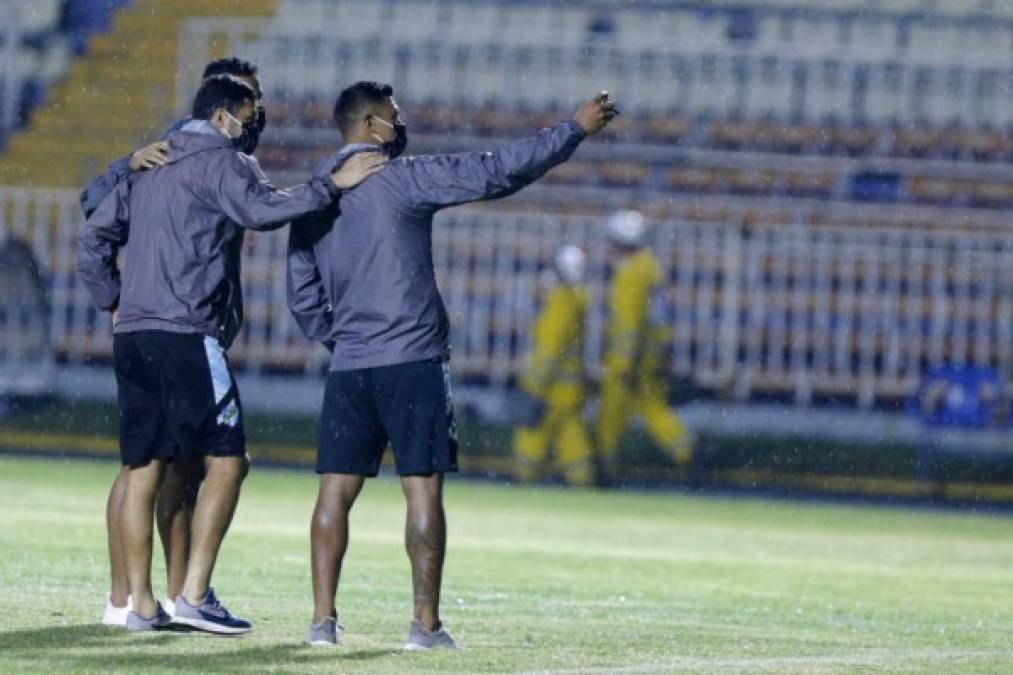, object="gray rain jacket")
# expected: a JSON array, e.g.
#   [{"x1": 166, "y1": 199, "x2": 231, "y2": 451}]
[
  {"x1": 78, "y1": 127, "x2": 339, "y2": 345},
  {"x1": 287, "y1": 119, "x2": 586, "y2": 371}
]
